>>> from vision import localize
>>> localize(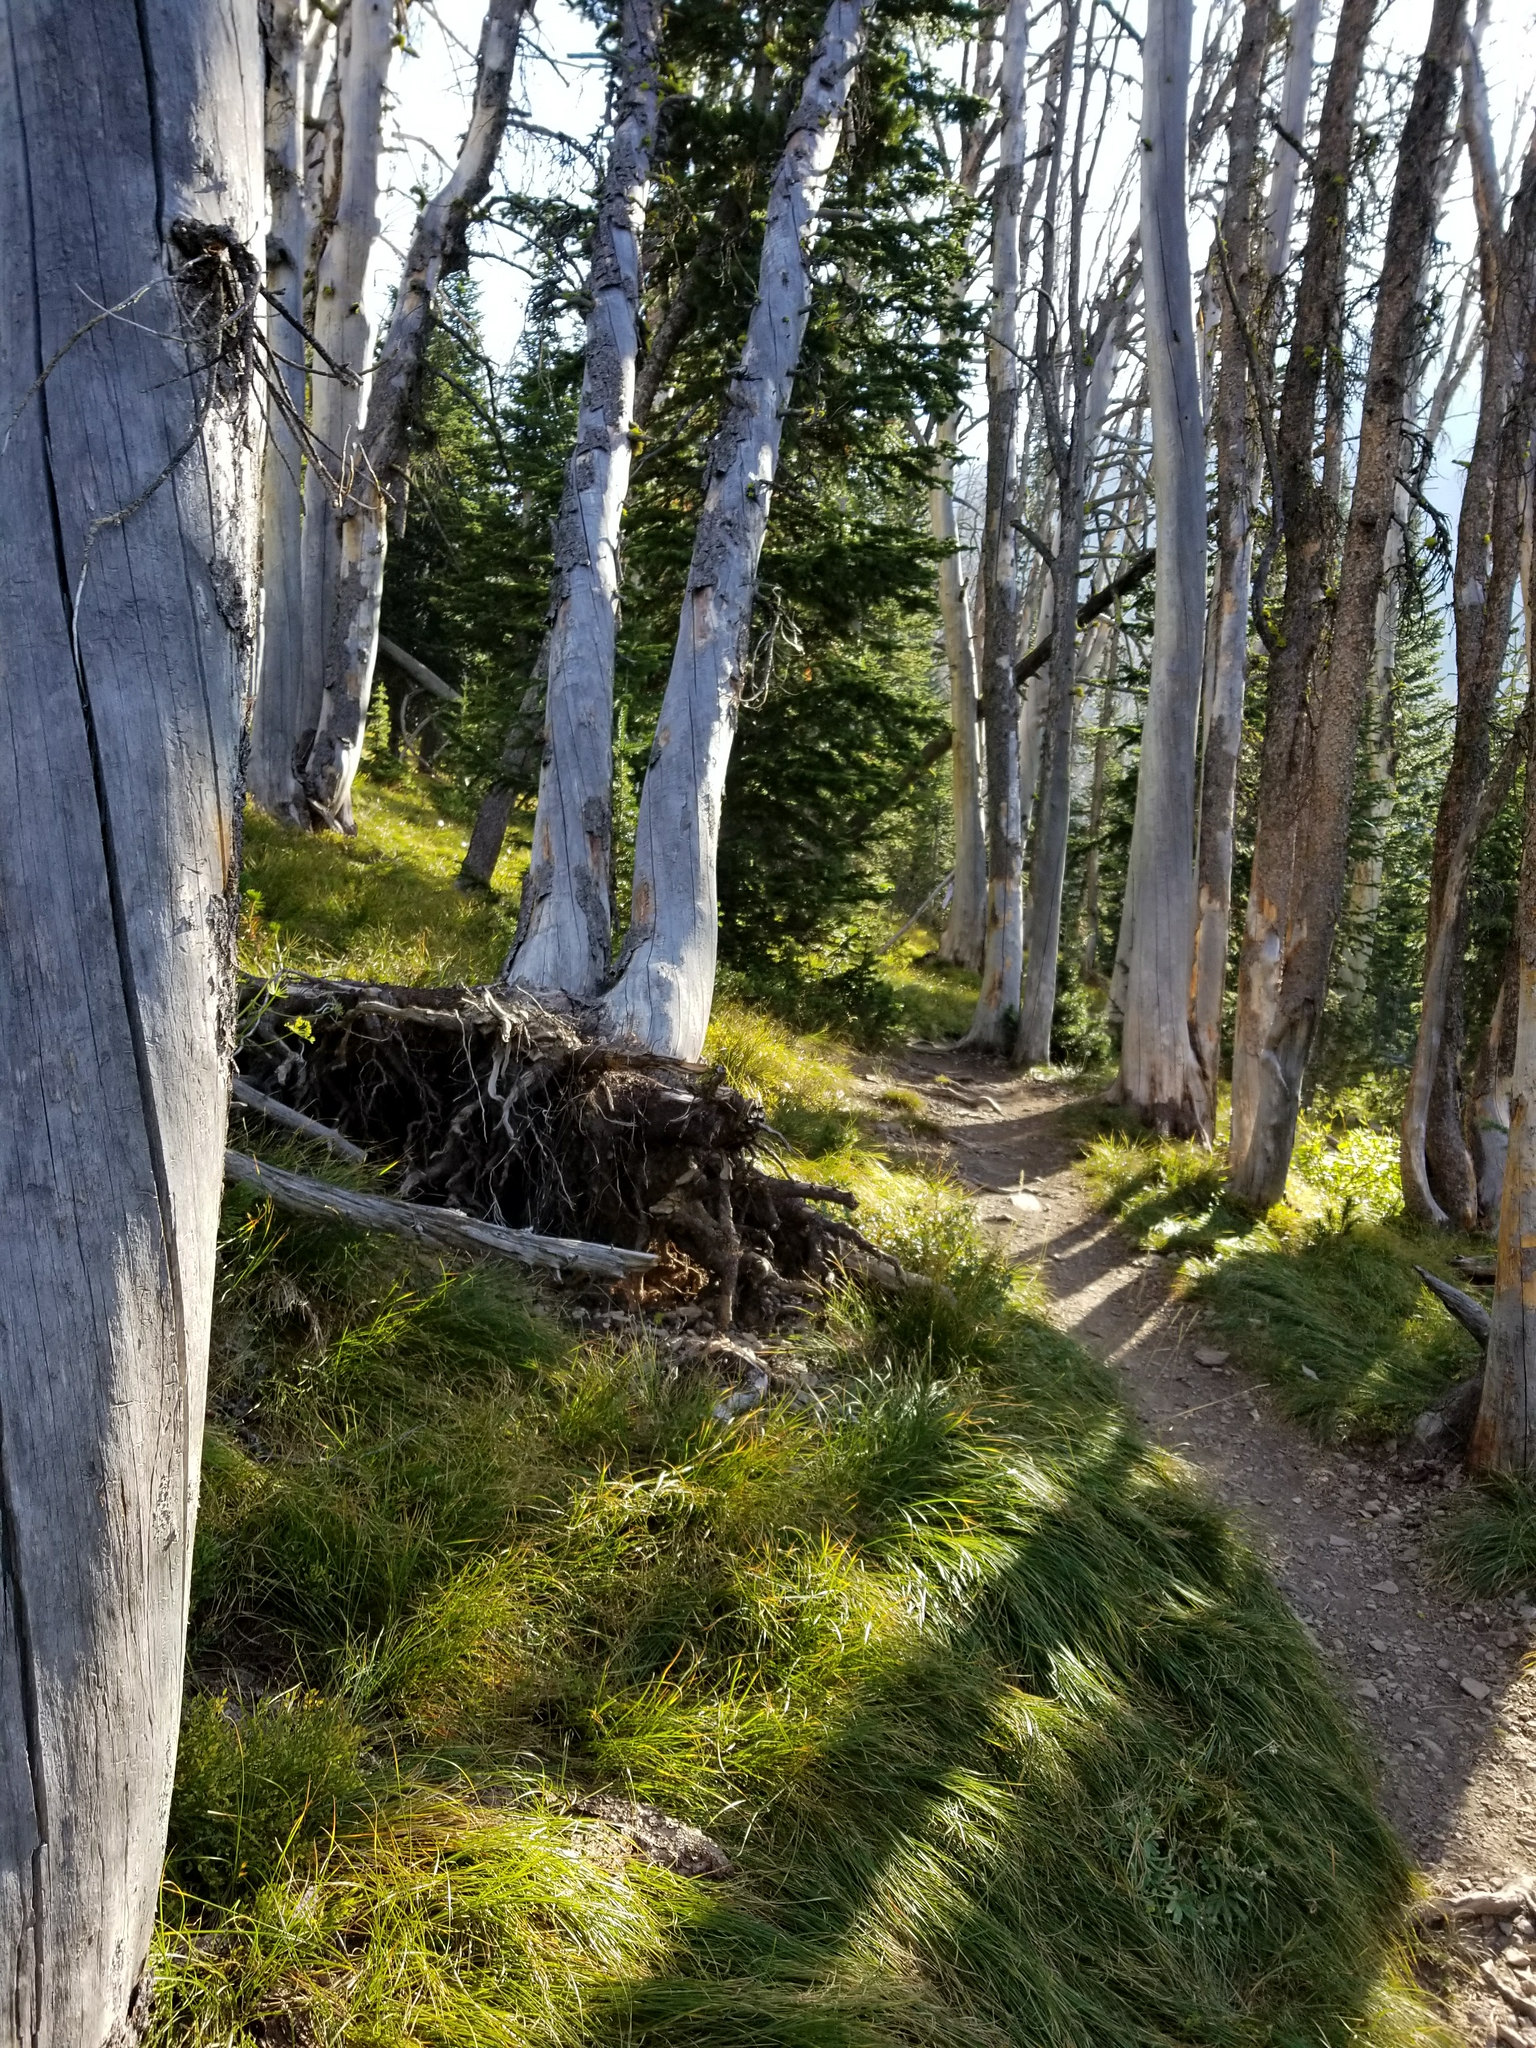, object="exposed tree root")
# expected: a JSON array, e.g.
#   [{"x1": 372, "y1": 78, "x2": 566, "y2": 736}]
[{"x1": 235, "y1": 975, "x2": 911, "y2": 1329}]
